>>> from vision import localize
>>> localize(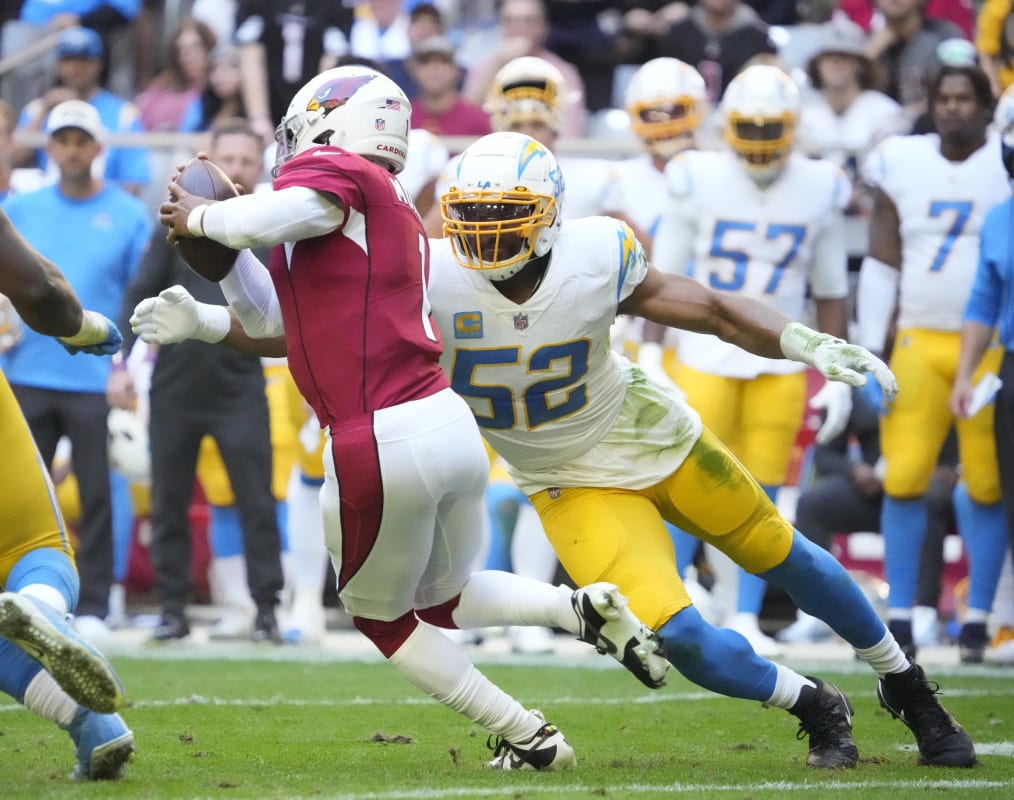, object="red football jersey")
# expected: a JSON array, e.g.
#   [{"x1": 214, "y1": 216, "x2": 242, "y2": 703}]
[{"x1": 271, "y1": 147, "x2": 447, "y2": 427}]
